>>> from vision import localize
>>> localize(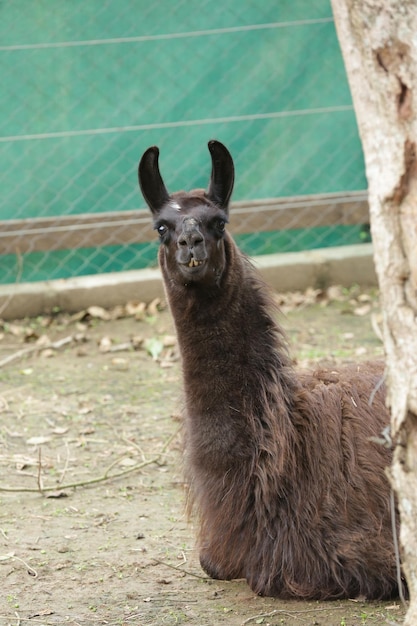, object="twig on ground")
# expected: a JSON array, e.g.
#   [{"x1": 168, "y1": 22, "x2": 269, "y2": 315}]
[
  {"x1": 0, "y1": 427, "x2": 180, "y2": 494},
  {"x1": 152, "y1": 557, "x2": 209, "y2": 580},
  {"x1": 58, "y1": 440, "x2": 71, "y2": 486},
  {"x1": 37, "y1": 448, "x2": 43, "y2": 492},
  {"x1": 0, "y1": 335, "x2": 74, "y2": 368},
  {"x1": 122, "y1": 436, "x2": 147, "y2": 462},
  {"x1": 241, "y1": 606, "x2": 347, "y2": 625},
  {"x1": 0, "y1": 552, "x2": 38, "y2": 577}
]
